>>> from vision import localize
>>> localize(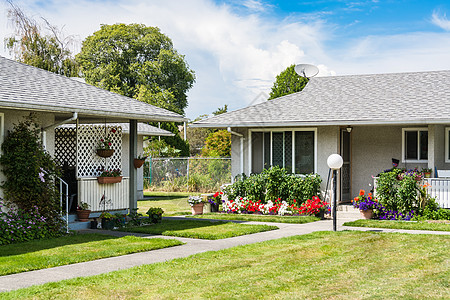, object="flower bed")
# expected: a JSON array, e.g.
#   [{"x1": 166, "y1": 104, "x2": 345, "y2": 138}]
[{"x1": 222, "y1": 196, "x2": 328, "y2": 216}]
